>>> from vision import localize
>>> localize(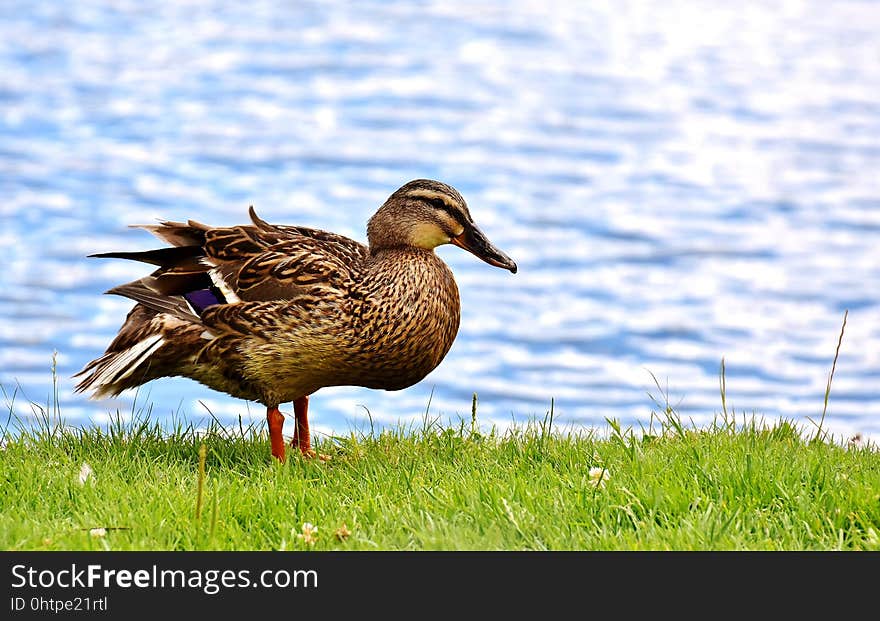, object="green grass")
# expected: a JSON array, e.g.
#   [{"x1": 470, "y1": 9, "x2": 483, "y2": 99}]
[
  {"x1": 1, "y1": 396, "x2": 878, "y2": 551},
  {"x1": 3, "y1": 312, "x2": 877, "y2": 551}
]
